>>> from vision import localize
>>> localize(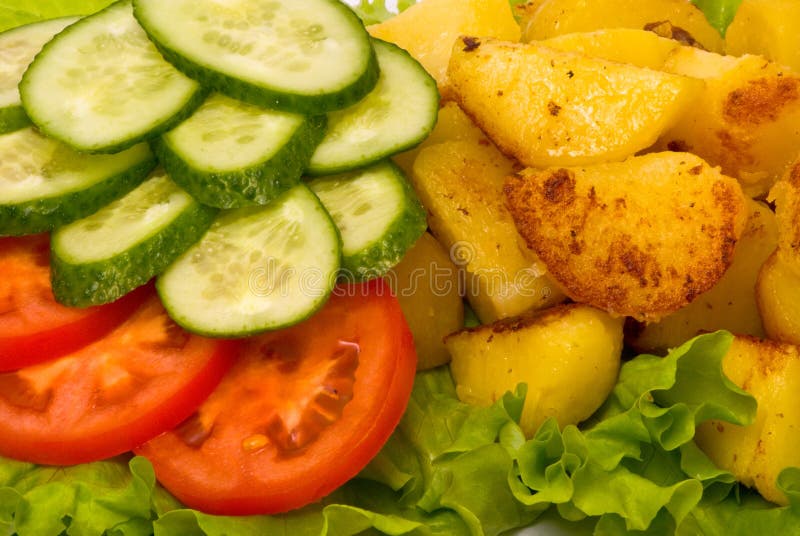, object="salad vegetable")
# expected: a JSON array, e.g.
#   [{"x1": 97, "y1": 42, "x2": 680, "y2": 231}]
[{"x1": 1, "y1": 0, "x2": 800, "y2": 535}]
